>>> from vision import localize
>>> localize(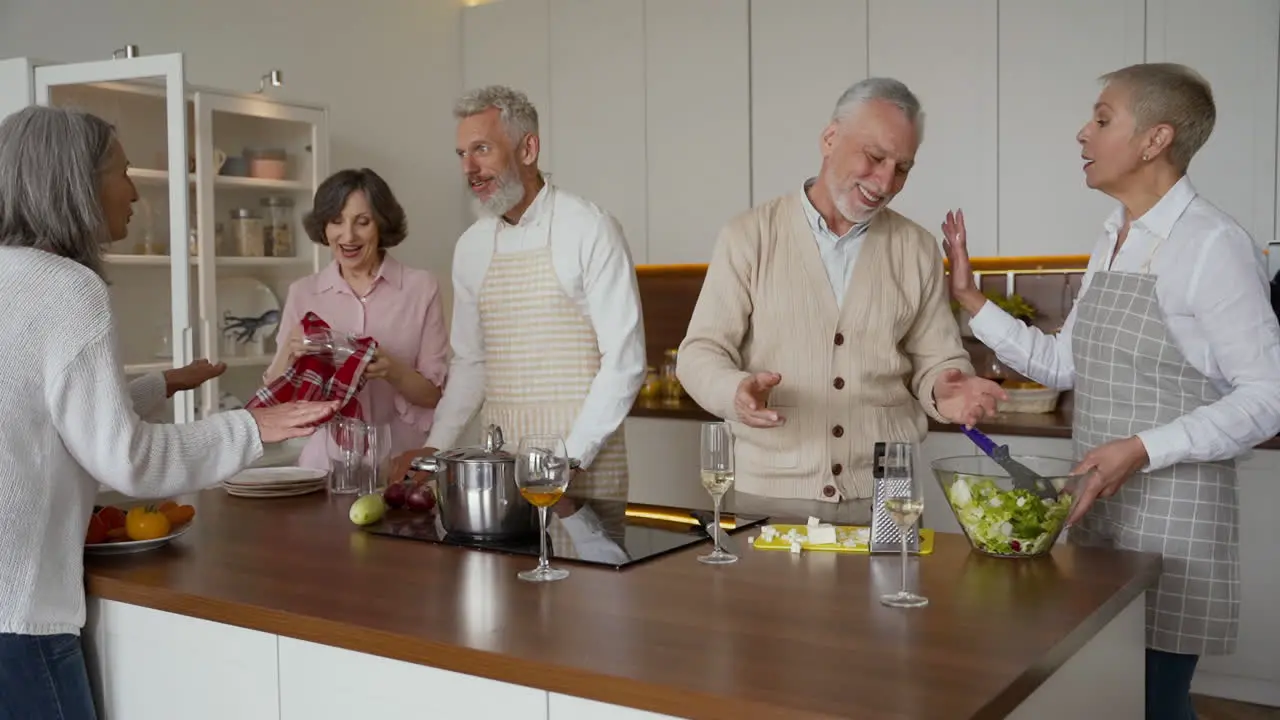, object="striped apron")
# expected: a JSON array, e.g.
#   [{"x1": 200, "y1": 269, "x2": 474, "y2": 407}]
[
  {"x1": 1069, "y1": 244, "x2": 1239, "y2": 657},
  {"x1": 477, "y1": 187, "x2": 630, "y2": 558}
]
